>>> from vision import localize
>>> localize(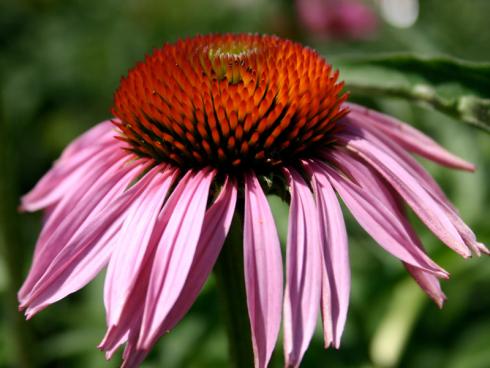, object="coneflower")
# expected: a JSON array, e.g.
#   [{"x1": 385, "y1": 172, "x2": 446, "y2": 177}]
[{"x1": 19, "y1": 34, "x2": 487, "y2": 368}]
